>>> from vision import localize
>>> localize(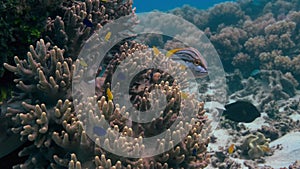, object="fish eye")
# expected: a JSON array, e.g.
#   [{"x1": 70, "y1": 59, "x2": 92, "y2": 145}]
[{"x1": 194, "y1": 60, "x2": 201, "y2": 65}]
